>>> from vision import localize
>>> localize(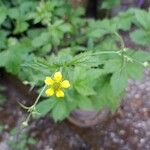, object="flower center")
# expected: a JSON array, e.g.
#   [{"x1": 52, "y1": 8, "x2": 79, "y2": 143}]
[{"x1": 53, "y1": 82, "x2": 61, "y2": 91}]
